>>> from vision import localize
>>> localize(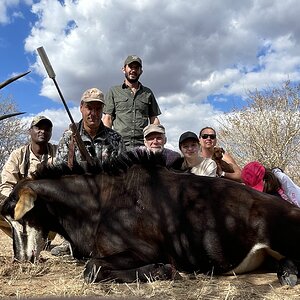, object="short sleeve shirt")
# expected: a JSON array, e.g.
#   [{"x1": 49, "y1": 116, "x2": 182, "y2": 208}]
[
  {"x1": 190, "y1": 158, "x2": 217, "y2": 177},
  {"x1": 104, "y1": 82, "x2": 161, "y2": 148},
  {"x1": 181, "y1": 157, "x2": 217, "y2": 177}
]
